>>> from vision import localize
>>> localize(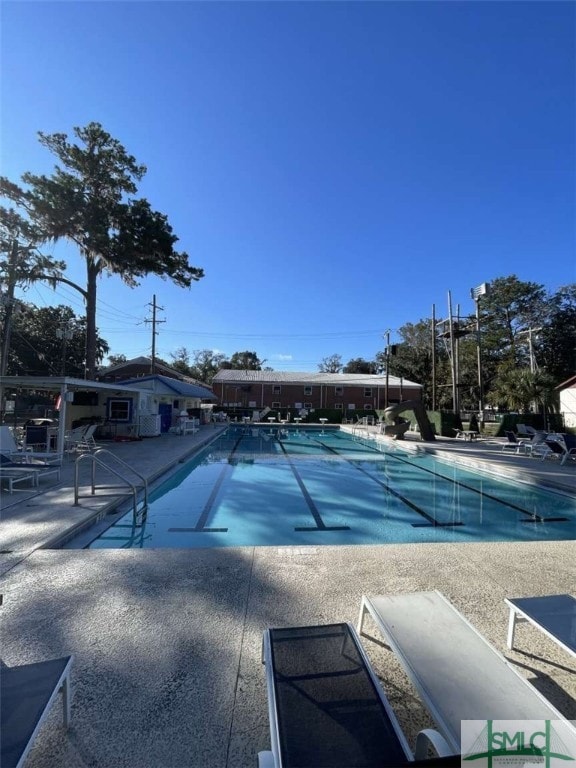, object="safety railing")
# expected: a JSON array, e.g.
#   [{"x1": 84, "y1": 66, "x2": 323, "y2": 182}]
[{"x1": 74, "y1": 448, "x2": 148, "y2": 518}]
